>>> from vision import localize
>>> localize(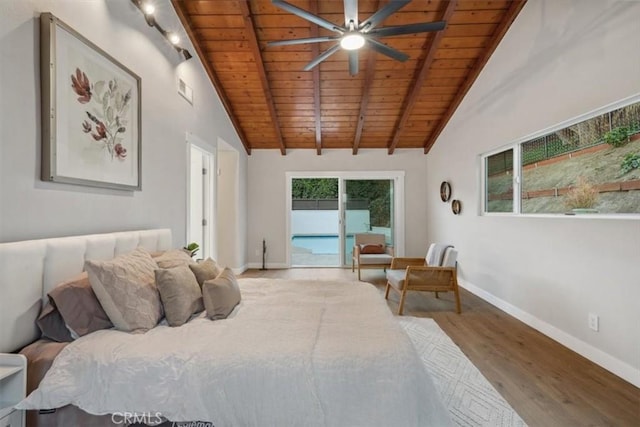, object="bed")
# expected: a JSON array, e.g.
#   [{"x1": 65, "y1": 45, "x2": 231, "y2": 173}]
[{"x1": 0, "y1": 229, "x2": 452, "y2": 426}]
